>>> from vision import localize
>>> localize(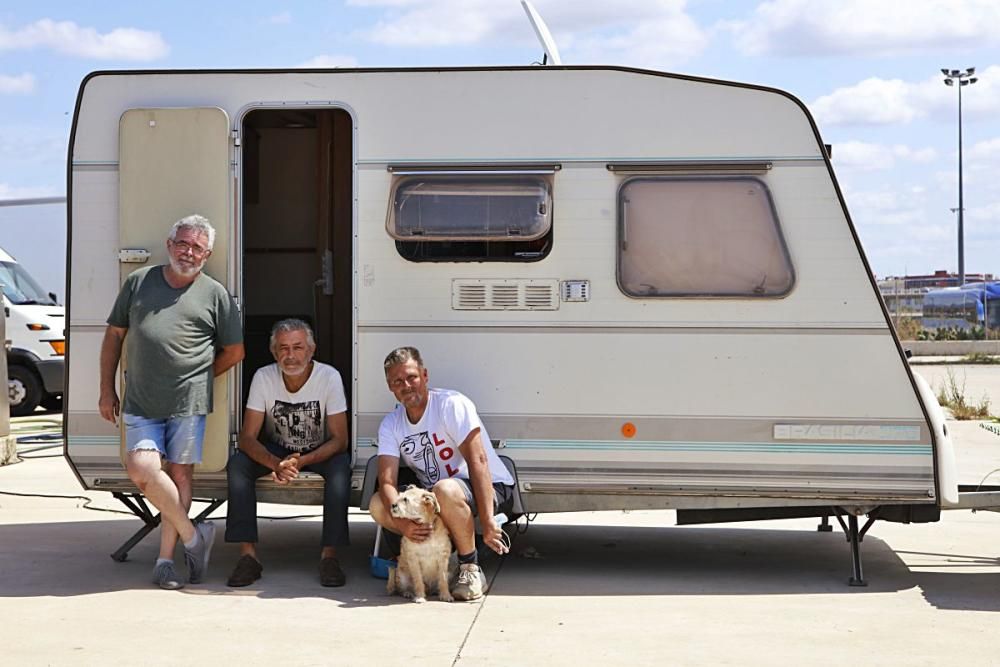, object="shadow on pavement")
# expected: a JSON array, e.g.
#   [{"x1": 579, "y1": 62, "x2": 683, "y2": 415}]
[
  {"x1": 494, "y1": 522, "x2": 914, "y2": 597},
  {"x1": 3, "y1": 516, "x2": 996, "y2": 610}
]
